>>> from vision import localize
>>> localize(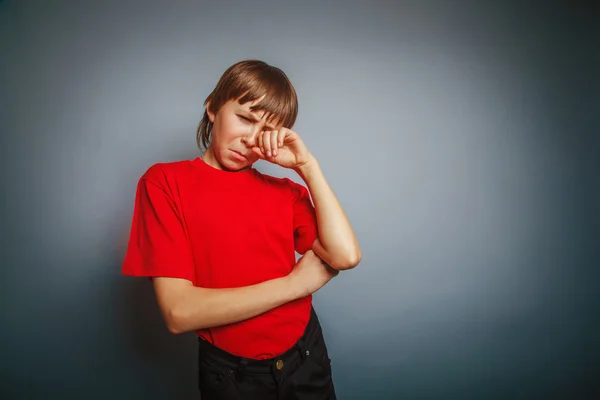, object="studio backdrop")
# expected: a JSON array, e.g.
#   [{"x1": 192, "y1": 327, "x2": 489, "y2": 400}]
[{"x1": 1, "y1": 1, "x2": 597, "y2": 399}]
